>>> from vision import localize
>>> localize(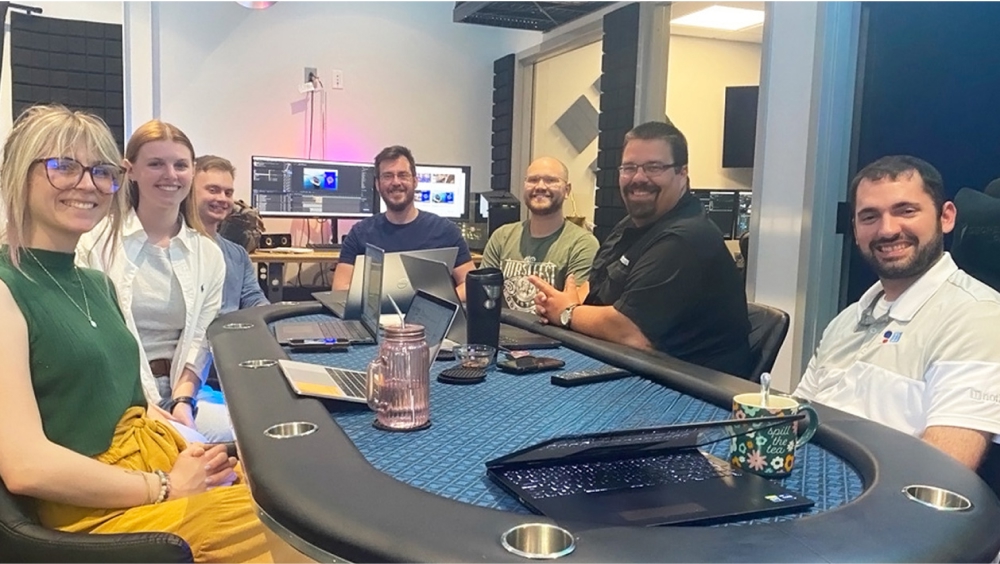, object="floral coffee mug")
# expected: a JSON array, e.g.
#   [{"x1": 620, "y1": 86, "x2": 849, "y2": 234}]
[{"x1": 730, "y1": 393, "x2": 819, "y2": 478}]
